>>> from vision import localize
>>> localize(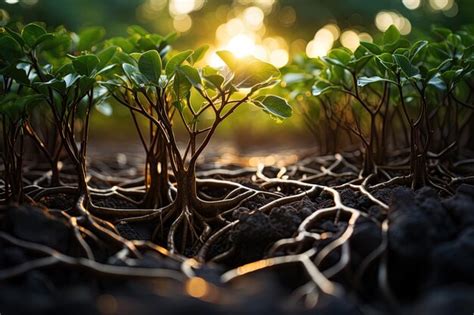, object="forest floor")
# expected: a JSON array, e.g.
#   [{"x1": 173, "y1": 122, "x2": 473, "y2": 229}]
[{"x1": 1, "y1": 146, "x2": 474, "y2": 315}]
